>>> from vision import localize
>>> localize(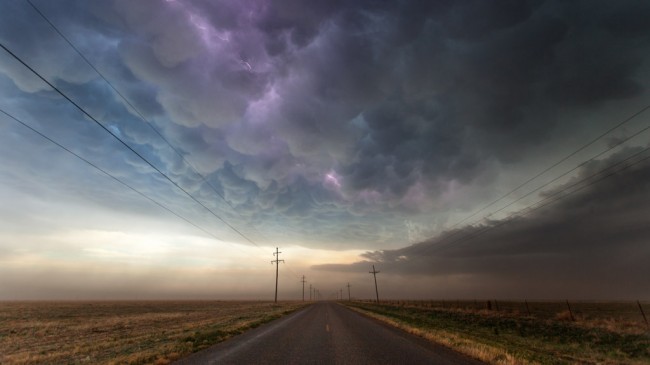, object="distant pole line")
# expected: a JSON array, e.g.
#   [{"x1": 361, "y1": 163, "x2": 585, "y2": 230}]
[
  {"x1": 301, "y1": 275, "x2": 306, "y2": 302},
  {"x1": 347, "y1": 282, "x2": 351, "y2": 301},
  {"x1": 271, "y1": 247, "x2": 284, "y2": 303},
  {"x1": 309, "y1": 284, "x2": 312, "y2": 301},
  {"x1": 370, "y1": 265, "x2": 380, "y2": 303}
]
